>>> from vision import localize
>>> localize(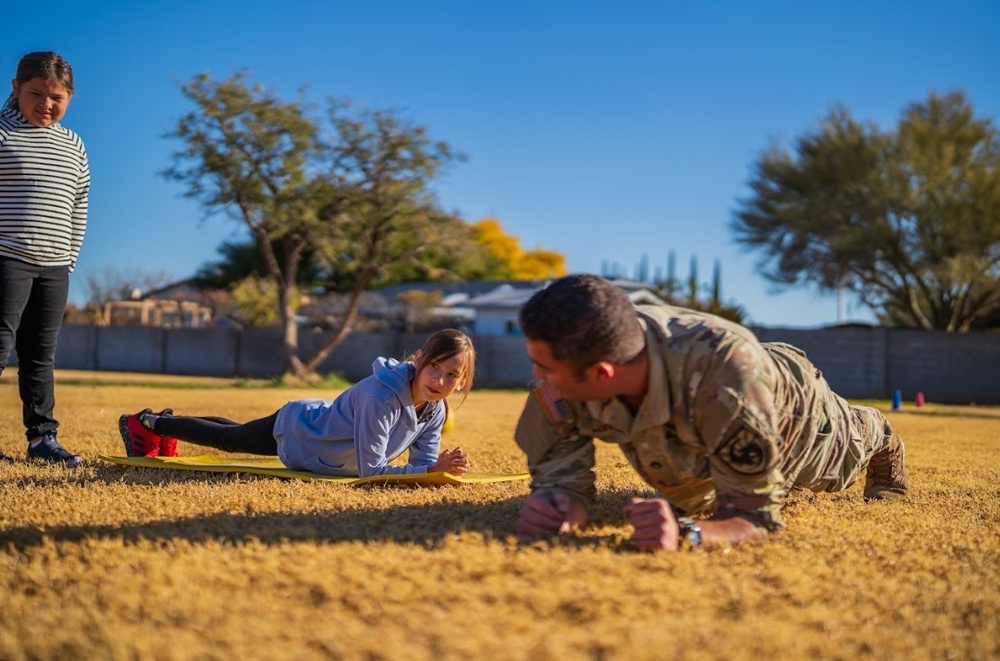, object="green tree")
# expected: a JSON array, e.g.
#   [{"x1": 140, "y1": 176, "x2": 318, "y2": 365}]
[
  {"x1": 192, "y1": 238, "x2": 327, "y2": 291},
  {"x1": 618, "y1": 252, "x2": 746, "y2": 323},
  {"x1": 194, "y1": 221, "x2": 485, "y2": 293},
  {"x1": 655, "y1": 251, "x2": 681, "y2": 300},
  {"x1": 164, "y1": 72, "x2": 470, "y2": 377},
  {"x1": 732, "y1": 90, "x2": 1000, "y2": 331},
  {"x1": 228, "y1": 274, "x2": 283, "y2": 328},
  {"x1": 686, "y1": 255, "x2": 699, "y2": 307}
]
